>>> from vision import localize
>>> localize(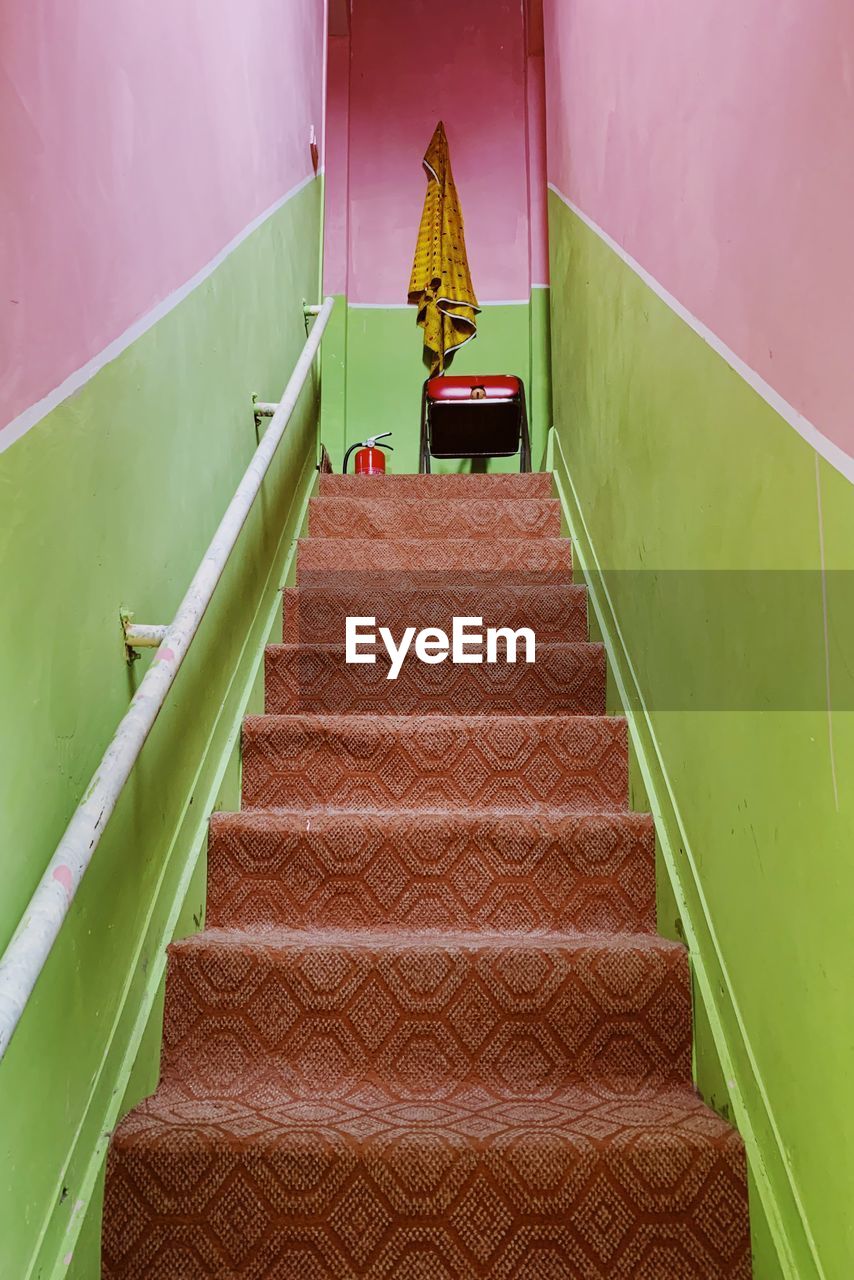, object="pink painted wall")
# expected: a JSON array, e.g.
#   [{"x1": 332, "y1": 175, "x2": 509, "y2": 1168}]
[
  {"x1": 0, "y1": 0, "x2": 325, "y2": 438},
  {"x1": 543, "y1": 0, "x2": 854, "y2": 457},
  {"x1": 332, "y1": 0, "x2": 547, "y2": 305}
]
